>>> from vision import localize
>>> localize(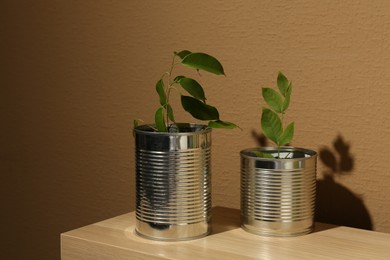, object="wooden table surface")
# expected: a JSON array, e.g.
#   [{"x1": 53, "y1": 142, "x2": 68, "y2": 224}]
[{"x1": 61, "y1": 207, "x2": 390, "y2": 259}]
